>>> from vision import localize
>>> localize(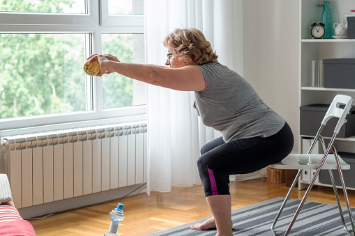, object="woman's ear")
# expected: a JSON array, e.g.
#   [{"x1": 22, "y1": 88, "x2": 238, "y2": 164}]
[{"x1": 182, "y1": 55, "x2": 194, "y2": 65}]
